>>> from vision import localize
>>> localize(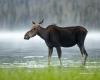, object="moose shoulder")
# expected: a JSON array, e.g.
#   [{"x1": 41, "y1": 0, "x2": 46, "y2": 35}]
[{"x1": 24, "y1": 21, "x2": 88, "y2": 66}]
